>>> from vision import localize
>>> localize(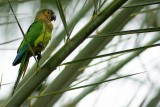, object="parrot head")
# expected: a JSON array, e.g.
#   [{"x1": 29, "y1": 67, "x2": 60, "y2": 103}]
[{"x1": 35, "y1": 9, "x2": 56, "y2": 22}]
